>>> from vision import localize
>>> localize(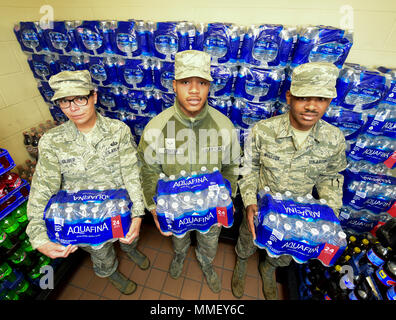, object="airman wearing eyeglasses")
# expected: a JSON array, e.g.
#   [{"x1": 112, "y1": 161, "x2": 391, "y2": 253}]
[{"x1": 25, "y1": 70, "x2": 148, "y2": 295}]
